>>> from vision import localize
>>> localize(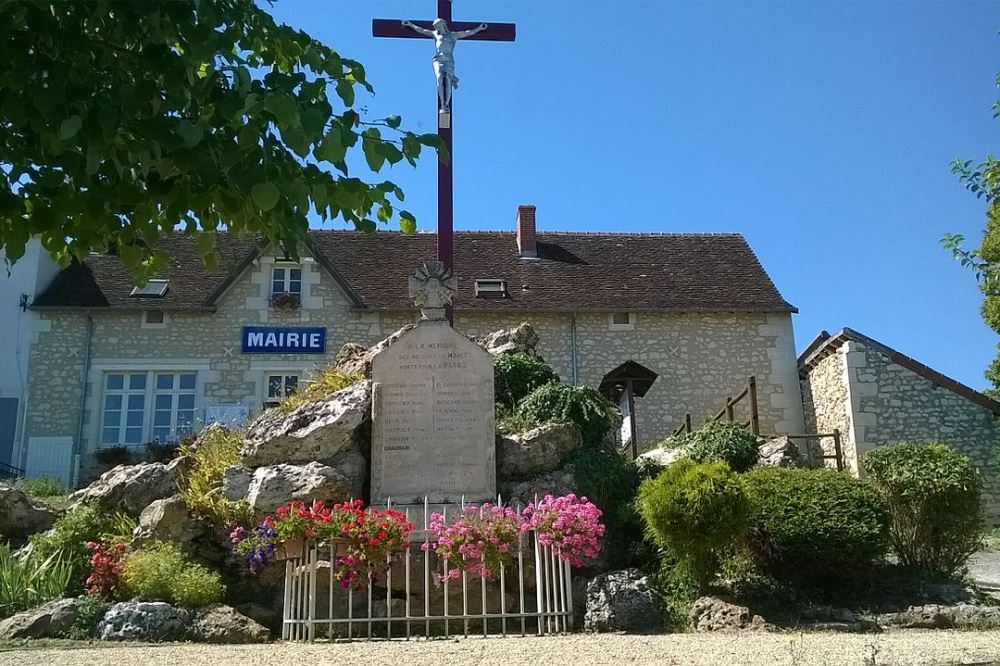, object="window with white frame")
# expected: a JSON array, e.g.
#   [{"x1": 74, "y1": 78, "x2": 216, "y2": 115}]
[
  {"x1": 271, "y1": 266, "x2": 302, "y2": 297},
  {"x1": 100, "y1": 371, "x2": 196, "y2": 447},
  {"x1": 265, "y1": 374, "x2": 299, "y2": 407}
]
